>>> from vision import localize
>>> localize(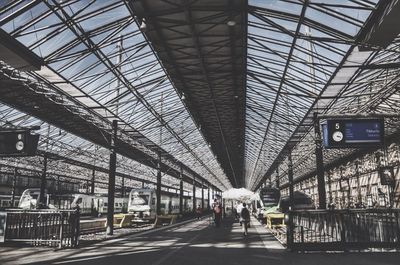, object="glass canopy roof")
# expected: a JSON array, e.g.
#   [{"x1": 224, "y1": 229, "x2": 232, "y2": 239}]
[{"x1": 1, "y1": 0, "x2": 399, "y2": 192}]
